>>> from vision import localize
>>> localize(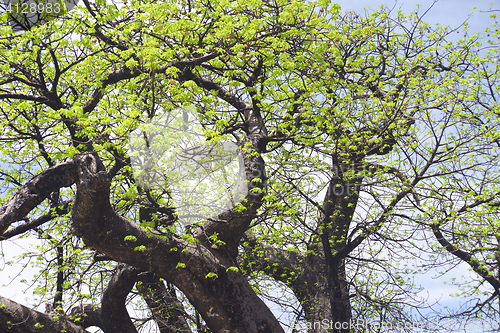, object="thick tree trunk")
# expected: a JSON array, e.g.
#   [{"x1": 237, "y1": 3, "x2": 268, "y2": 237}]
[
  {"x1": 0, "y1": 92, "x2": 282, "y2": 332},
  {"x1": 320, "y1": 176, "x2": 359, "y2": 333},
  {"x1": 242, "y1": 239, "x2": 353, "y2": 333},
  {"x1": 241, "y1": 172, "x2": 359, "y2": 333},
  {"x1": 292, "y1": 254, "x2": 333, "y2": 333},
  {"x1": 70, "y1": 153, "x2": 283, "y2": 332},
  {"x1": 326, "y1": 259, "x2": 352, "y2": 333}
]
